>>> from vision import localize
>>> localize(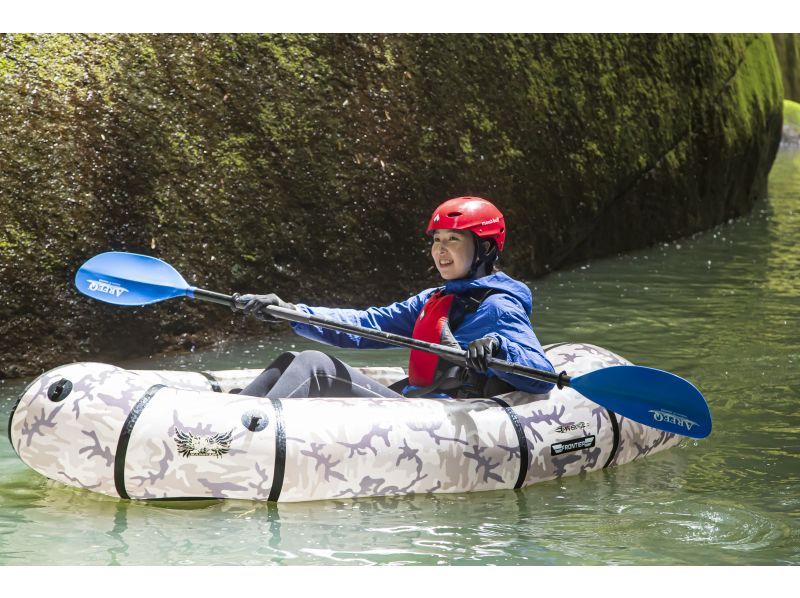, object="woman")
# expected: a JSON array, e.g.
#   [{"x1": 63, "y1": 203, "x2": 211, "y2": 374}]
[{"x1": 235, "y1": 197, "x2": 555, "y2": 399}]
